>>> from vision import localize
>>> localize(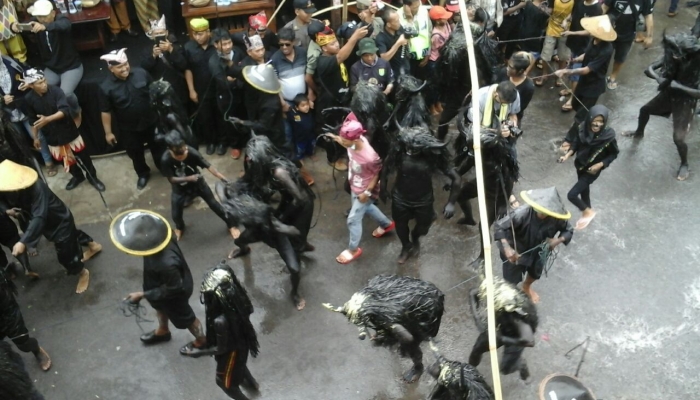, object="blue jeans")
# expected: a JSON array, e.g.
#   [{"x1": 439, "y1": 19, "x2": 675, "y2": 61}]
[
  {"x1": 15, "y1": 120, "x2": 52, "y2": 164},
  {"x1": 347, "y1": 193, "x2": 392, "y2": 251}
]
